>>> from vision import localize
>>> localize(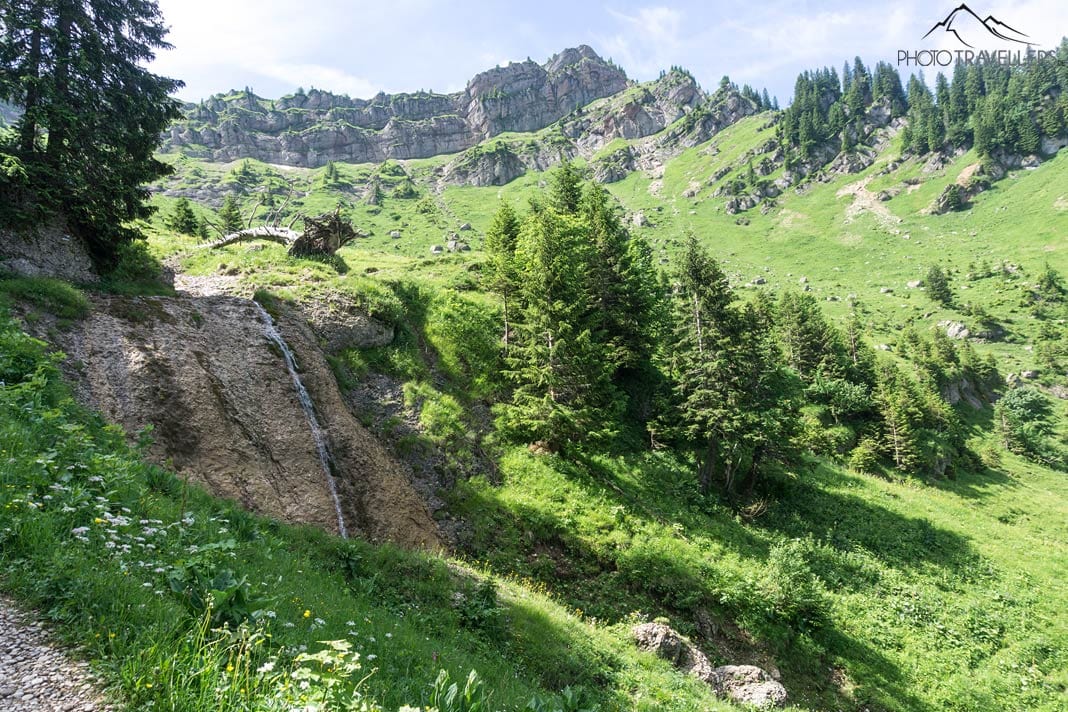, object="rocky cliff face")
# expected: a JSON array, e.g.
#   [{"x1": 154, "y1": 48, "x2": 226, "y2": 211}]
[
  {"x1": 41, "y1": 293, "x2": 440, "y2": 549},
  {"x1": 163, "y1": 45, "x2": 628, "y2": 167},
  {"x1": 437, "y1": 73, "x2": 760, "y2": 187}
]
